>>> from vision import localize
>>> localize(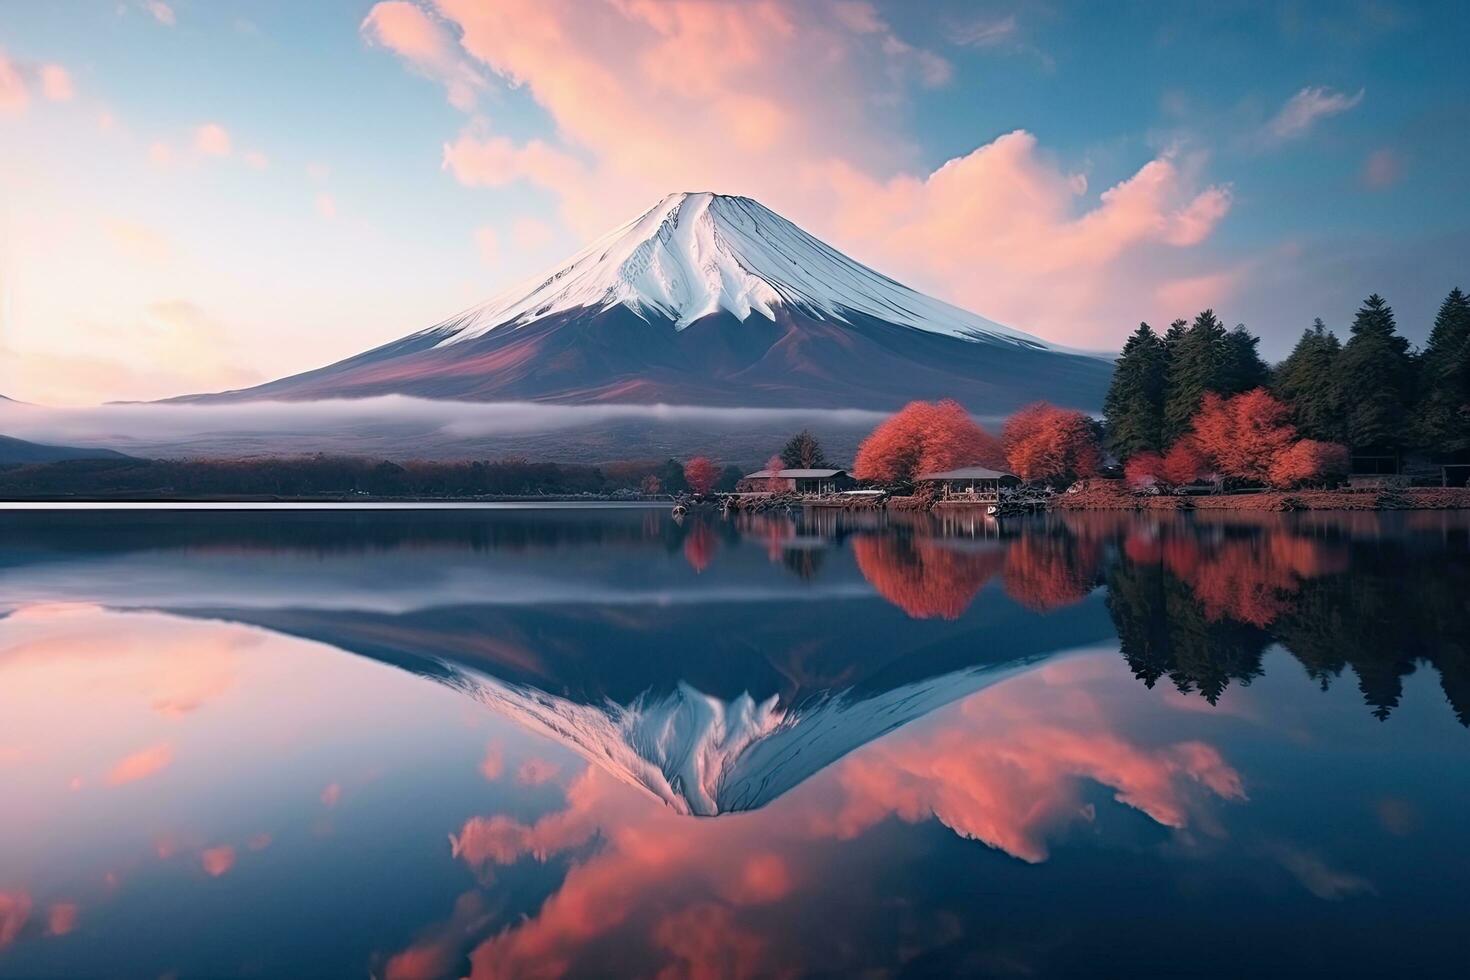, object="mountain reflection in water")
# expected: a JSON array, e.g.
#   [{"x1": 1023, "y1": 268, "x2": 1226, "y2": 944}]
[{"x1": 1, "y1": 507, "x2": 1468, "y2": 978}]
